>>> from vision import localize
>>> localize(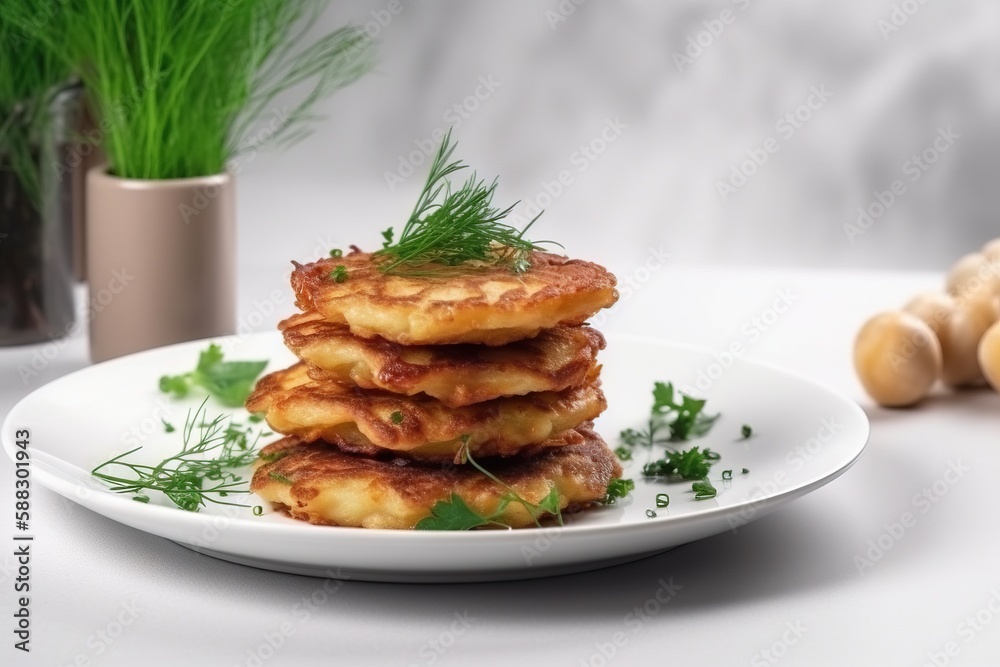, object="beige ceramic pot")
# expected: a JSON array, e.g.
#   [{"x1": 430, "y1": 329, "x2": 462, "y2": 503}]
[{"x1": 85, "y1": 167, "x2": 235, "y2": 362}]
